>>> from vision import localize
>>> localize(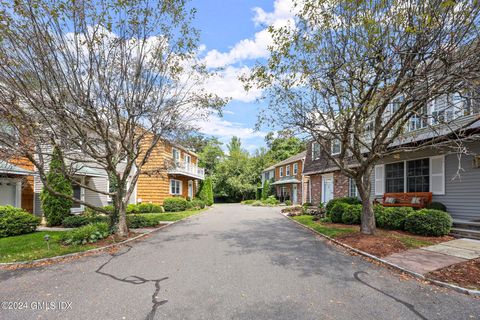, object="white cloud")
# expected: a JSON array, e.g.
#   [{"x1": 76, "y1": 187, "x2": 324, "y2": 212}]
[
  {"x1": 197, "y1": 114, "x2": 265, "y2": 141},
  {"x1": 252, "y1": 0, "x2": 298, "y2": 26},
  {"x1": 202, "y1": 65, "x2": 262, "y2": 103},
  {"x1": 203, "y1": 29, "x2": 272, "y2": 69}
]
